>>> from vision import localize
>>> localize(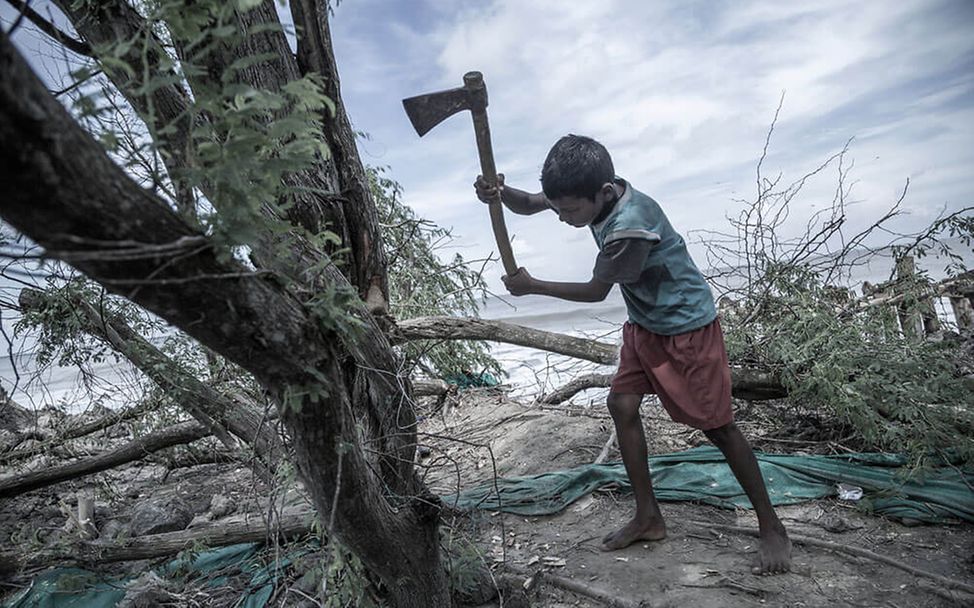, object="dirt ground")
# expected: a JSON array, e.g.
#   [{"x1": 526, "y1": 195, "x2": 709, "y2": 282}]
[
  {"x1": 421, "y1": 387, "x2": 974, "y2": 608},
  {"x1": 1, "y1": 389, "x2": 972, "y2": 607}
]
